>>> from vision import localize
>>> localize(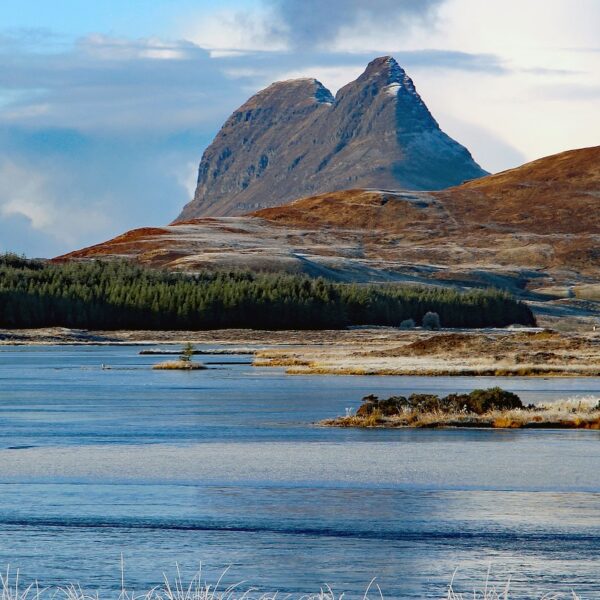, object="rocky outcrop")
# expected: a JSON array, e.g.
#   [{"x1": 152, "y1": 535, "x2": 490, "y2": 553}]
[{"x1": 176, "y1": 56, "x2": 487, "y2": 220}]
